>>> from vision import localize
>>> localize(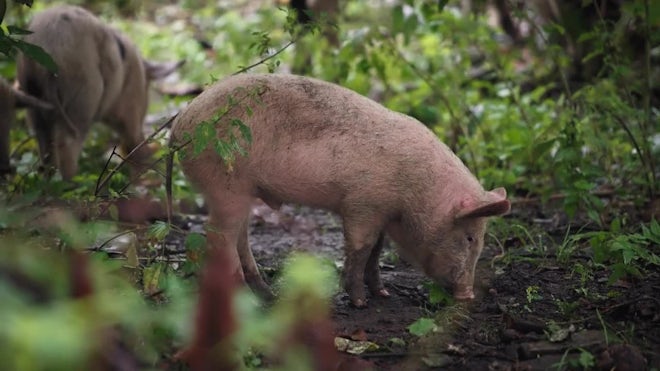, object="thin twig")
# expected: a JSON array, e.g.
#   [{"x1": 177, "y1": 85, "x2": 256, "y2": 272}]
[
  {"x1": 95, "y1": 146, "x2": 119, "y2": 193},
  {"x1": 8, "y1": 136, "x2": 32, "y2": 159},
  {"x1": 91, "y1": 227, "x2": 143, "y2": 251},
  {"x1": 609, "y1": 111, "x2": 654, "y2": 200},
  {"x1": 518, "y1": 2, "x2": 572, "y2": 98},
  {"x1": 95, "y1": 114, "x2": 177, "y2": 195},
  {"x1": 233, "y1": 39, "x2": 297, "y2": 75},
  {"x1": 642, "y1": 0, "x2": 655, "y2": 198},
  {"x1": 382, "y1": 36, "x2": 480, "y2": 177}
]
